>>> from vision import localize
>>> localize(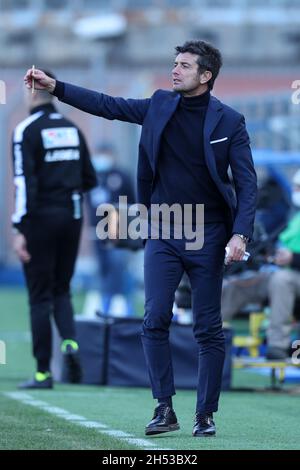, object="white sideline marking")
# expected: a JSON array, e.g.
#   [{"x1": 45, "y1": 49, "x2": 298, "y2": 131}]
[
  {"x1": 126, "y1": 438, "x2": 157, "y2": 447},
  {"x1": 39, "y1": 406, "x2": 70, "y2": 415},
  {"x1": 79, "y1": 421, "x2": 108, "y2": 429},
  {"x1": 4, "y1": 392, "x2": 167, "y2": 450},
  {"x1": 102, "y1": 430, "x2": 131, "y2": 437},
  {"x1": 22, "y1": 399, "x2": 49, "y2": 407},
  {"x1": 60, "y1": 414, "x2": 87, "y2": 421}
]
